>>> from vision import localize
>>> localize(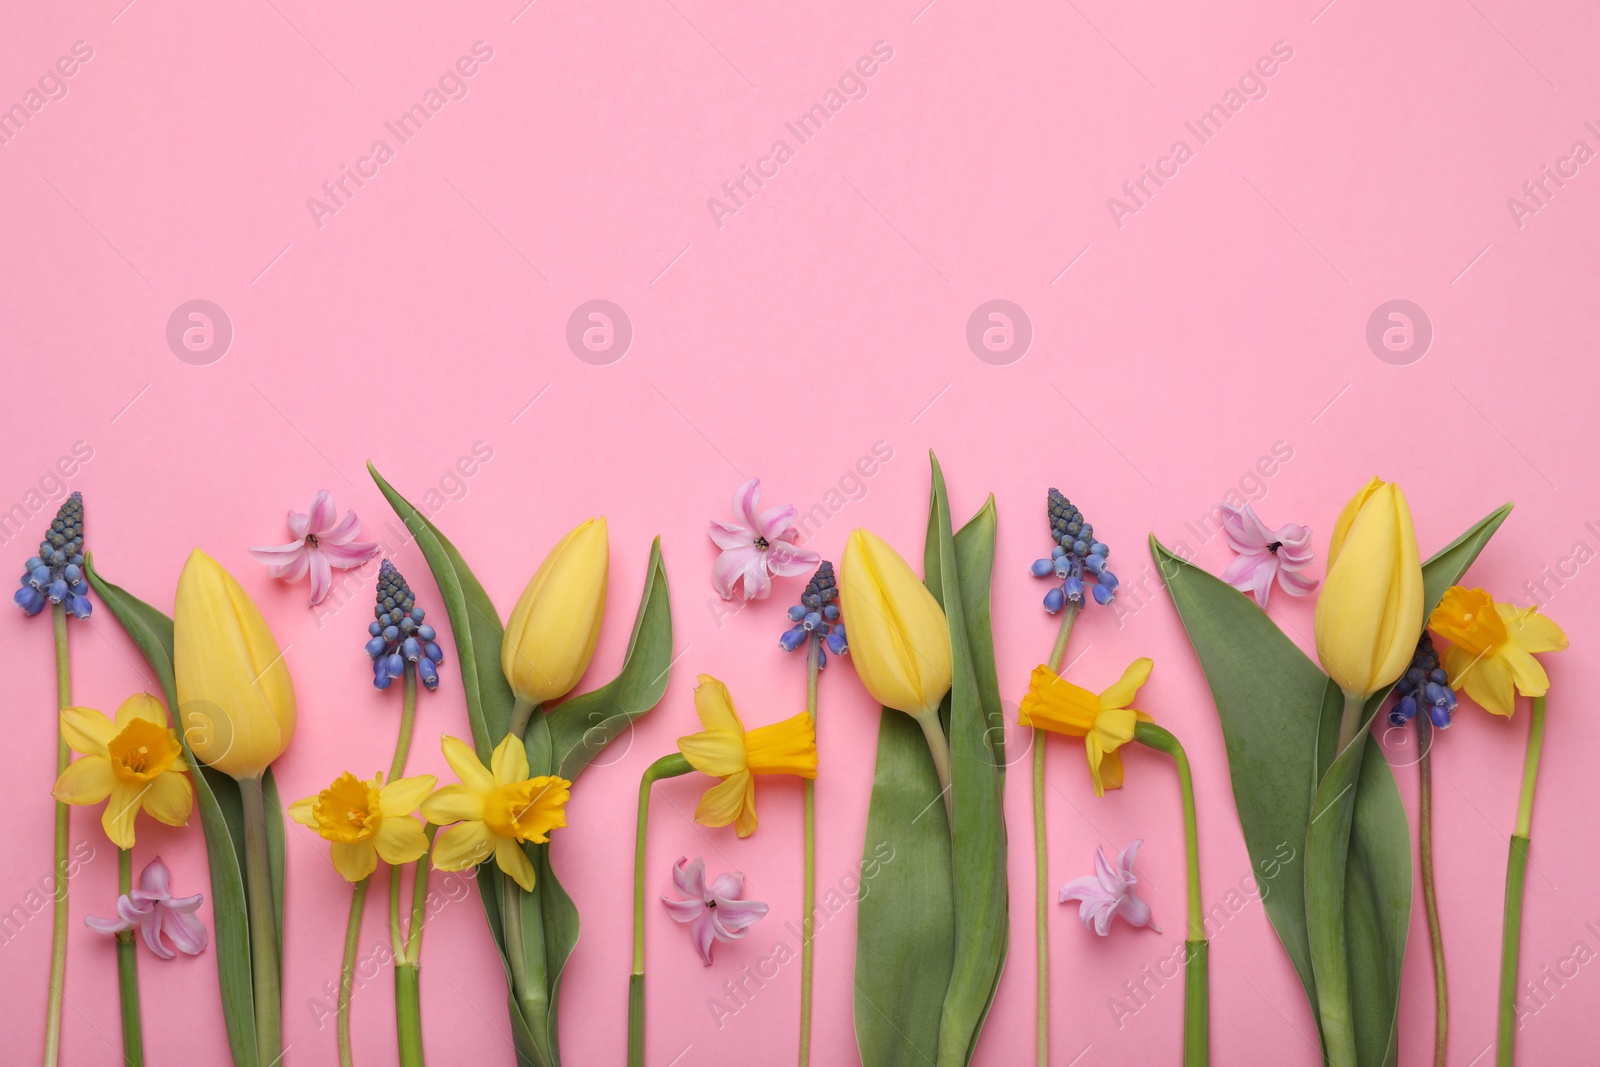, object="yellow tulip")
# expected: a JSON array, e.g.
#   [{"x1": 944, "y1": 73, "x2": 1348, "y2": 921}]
[
  {"x1": 421, "y1": 735, "x2": 571, "y2": 891},
  {"x1": 174, "y1": 549, "x2": 297, "y2": 780},
  {"x1": 1429, "y1": 587, "x2": 1567, "y2": 717},
  {"x1": 289, "y1": 771, "x2": 436, "y2": 882},
  {"x1": 1020, "y1": 659, "x2": 1154, "y2": 796},
  {"x1": 838, "y1": 528, "x2": 952, "y2": 718},
  {"x1": 502, "y1": 517, "x2": 608, "y2": 707},
  {"x1": 1313, "y1": 478, "x2": 1424, "y2": 702},
  {"x1": 676, "y1": 675, "x2": 817, "y2": 838},
  {"x1": 52, "y1": 694, "x2": 193, "y2": 848}
]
